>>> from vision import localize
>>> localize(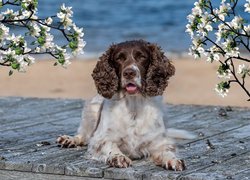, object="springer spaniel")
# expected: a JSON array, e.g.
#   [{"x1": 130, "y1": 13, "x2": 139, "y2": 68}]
[{"x1": 57, "y1": 40, "x2": 194, "y2": 171}]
